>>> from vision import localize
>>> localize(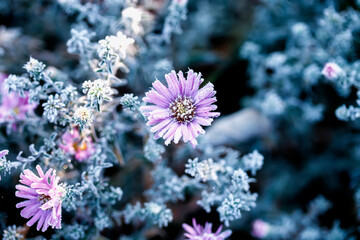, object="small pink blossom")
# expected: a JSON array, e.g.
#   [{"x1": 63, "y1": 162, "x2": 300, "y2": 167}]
[
  {"x1": 182, "y1": 218, "x2": 232, "y2": 240},
  {"x1": 252, "y1": 219, "x2": 270, "y2": 239},
  {"x1": 321, "y1": 63, "x2": 344, "y2": 80},
  {"x1": 59, "y1": 128, "x2": 95, "y2": 162},
  {"x1": 0, "y1": 73, "x2": 37, "y2": 124},
  {"x1": 15, "y1": 165, "x2": 65, "y2": 232}
]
